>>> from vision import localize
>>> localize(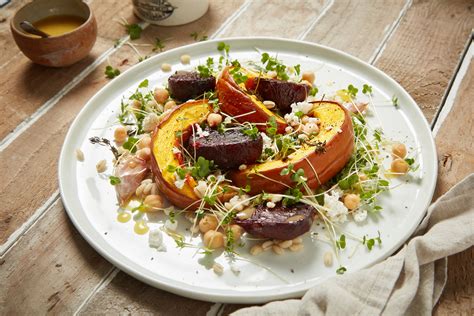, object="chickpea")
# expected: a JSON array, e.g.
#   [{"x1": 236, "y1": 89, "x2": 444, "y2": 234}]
[
  {"x1": 163, "y1": 100, "x2": 176, "y2": 112},
  {"x1": 392, "y1": 143, "x2": 407, "y2": 159},
  {"x1": 180, "y1": 54, "x2": 191, "y2": 64},
  {"x1": 343, "y1": 193, "x2": 361, "y2": 210},
  {"x1": 136, "y1": 147, "x2": 151, "y2": 160},
  {"x1": 161, "y1": 63, "x2": 172, "y2": 72},
  {"x1": 199, "y1": 215, "x2": 218, "y2": 233},
  {"x1": 137, "y1": 135, "x2": 151, "y2": 149},
  {"x1": 203, "y1": 230, "x2": 225, "y2": 249},
  {"x1": 302, "y1": 71, "x2": 315, "y2": 84},
  {"x1": 114, "y1": 126, "x2": 128, "y2": 143},
  {"x1": 359, "y1": 173, "x2": 368, "y2": 181},
  {"x1": 229, "y1": 224, "x2": 244, "y2": 241},
  {"x1": 263, "y1": 100, "x2": 276, "y2": 109},
  {"x1": 154, "y1": 88, "x2": 169, "y2": 104},
  {"x1": 207, "y1": 113, "x2": 223, "y2": 127},
  {"x1": 143, "y1": 194, "x2": 164, "y2": 212},
  {"x1": 391, "y1": 158, "x2": 409, "y2": 175}
]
